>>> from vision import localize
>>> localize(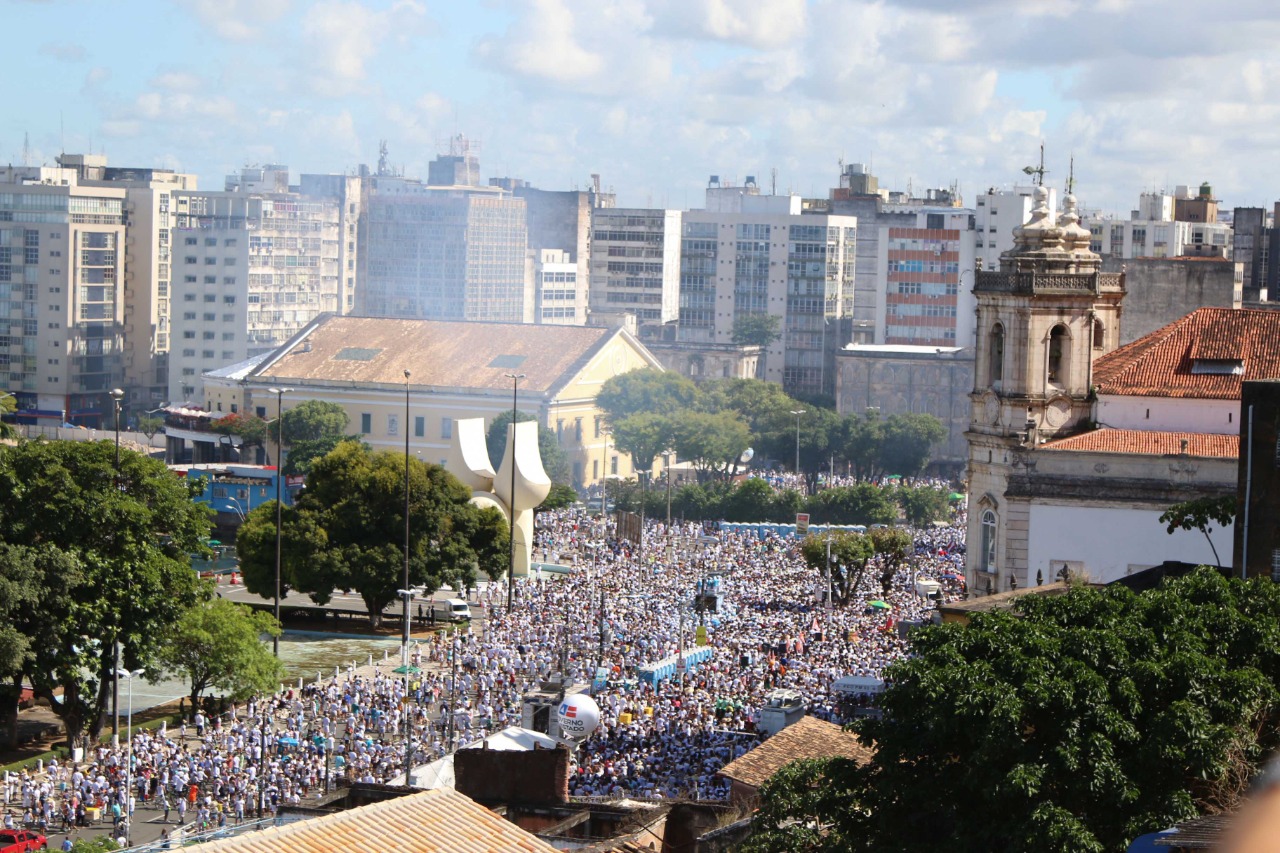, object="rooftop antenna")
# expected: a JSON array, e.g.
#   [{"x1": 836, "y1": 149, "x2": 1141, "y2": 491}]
[
  {"x1": 1022, "y1": 142, "x2": 1048, "y2": 187},
  {"x1": 771, "y1": 167, "x2": 777, "y2": 196},
  {"x1": 1066, "y1": 154, "x2": 1075, "y2": 196},
  {"x1": 22, "y1": 132, "x2": 29, "y2": 167}
]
